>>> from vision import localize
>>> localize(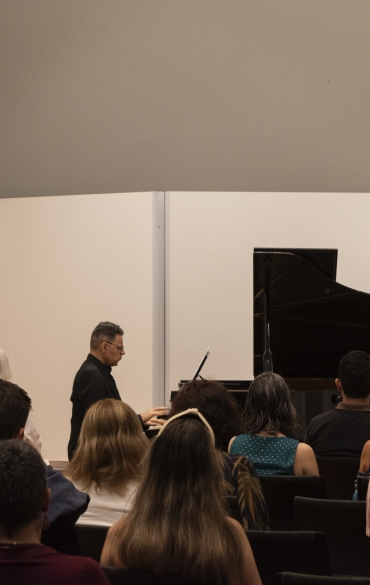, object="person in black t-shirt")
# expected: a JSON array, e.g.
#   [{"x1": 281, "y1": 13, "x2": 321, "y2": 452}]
[
  {"x1": 305, "y1": 350, "x2": 370, "y2": 457},
  {"x1": 68, "y1": 321, "x2": 167, "y2": 460}
]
